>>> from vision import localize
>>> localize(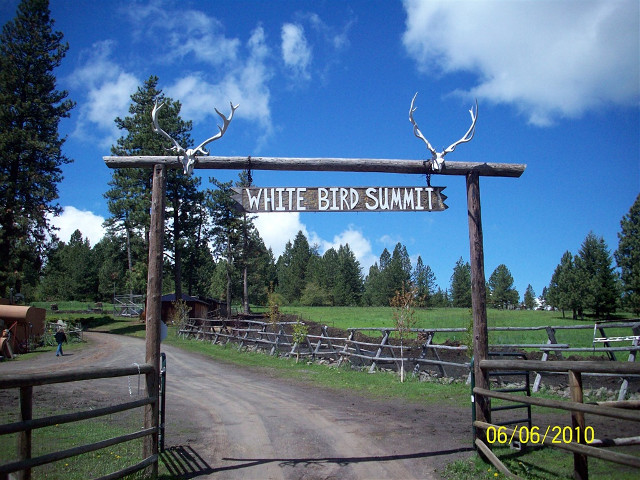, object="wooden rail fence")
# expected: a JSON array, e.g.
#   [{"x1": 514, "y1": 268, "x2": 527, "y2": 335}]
[
  {"x1": 0, "y1": 364, "x2": 157, "y2": 480},
  {"x1": 179, "y1": 318, "x2": 640, "y2": 398},
  {"x1": 473, "y1": 359, "x2": 640, "y2": 479}
]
